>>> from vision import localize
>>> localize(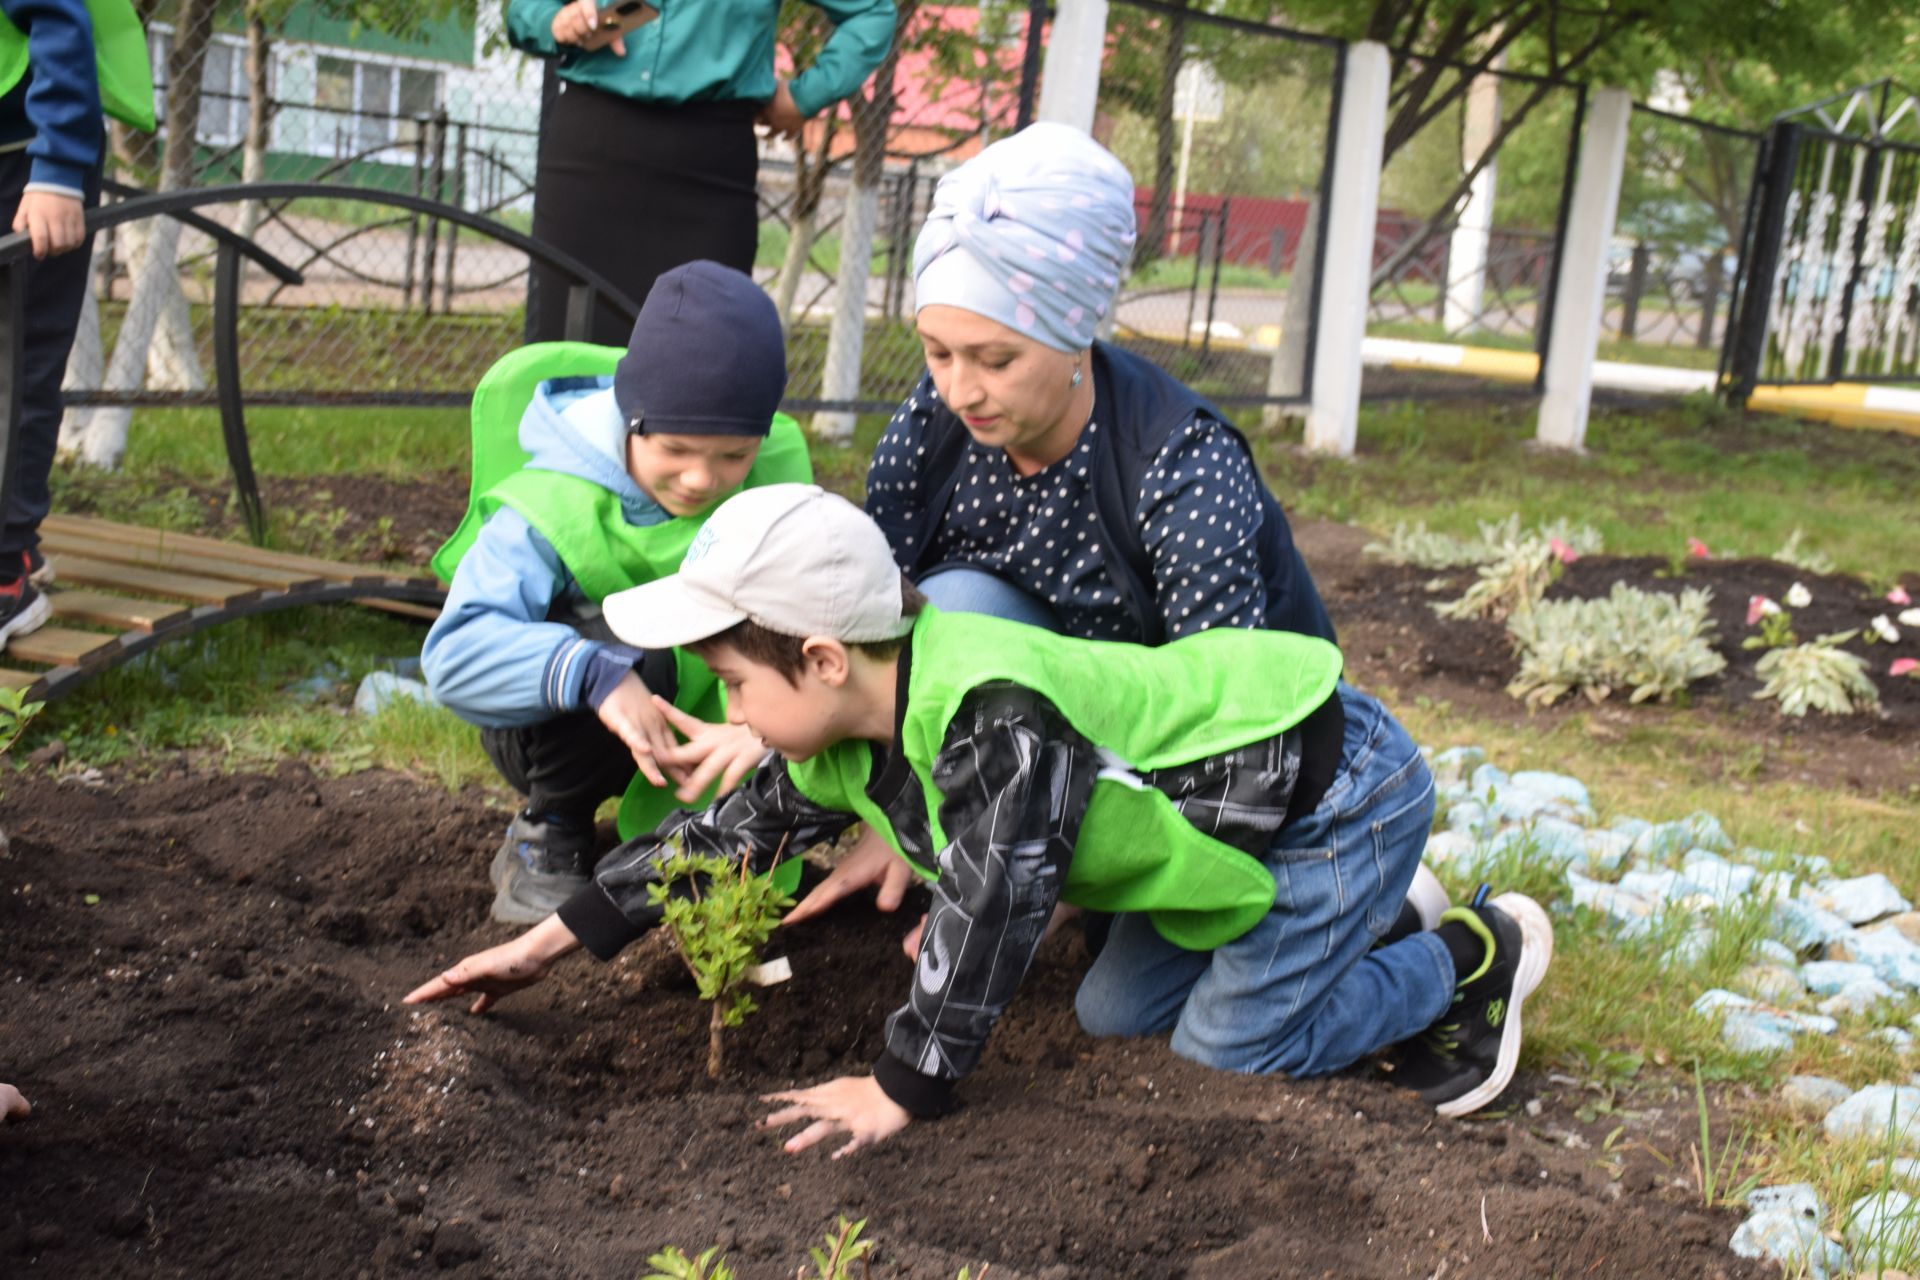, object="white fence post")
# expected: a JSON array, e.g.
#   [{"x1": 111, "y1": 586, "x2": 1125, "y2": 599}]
[
  {"x1": 1537, "y1": 86, "x2": 1631, "y2": 451},
  {"x1": 1304, "y1": 39, "x2": 1390, "y2": 457},
  {"x1": 1036, "y1": 0, "x2": 1108, "y2": 135}
]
